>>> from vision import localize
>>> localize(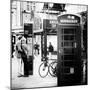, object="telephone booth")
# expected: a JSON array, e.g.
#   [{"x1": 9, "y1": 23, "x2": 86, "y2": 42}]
[{"x1": 57, "y1": 14, "x2": 82, "y2": 86}]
